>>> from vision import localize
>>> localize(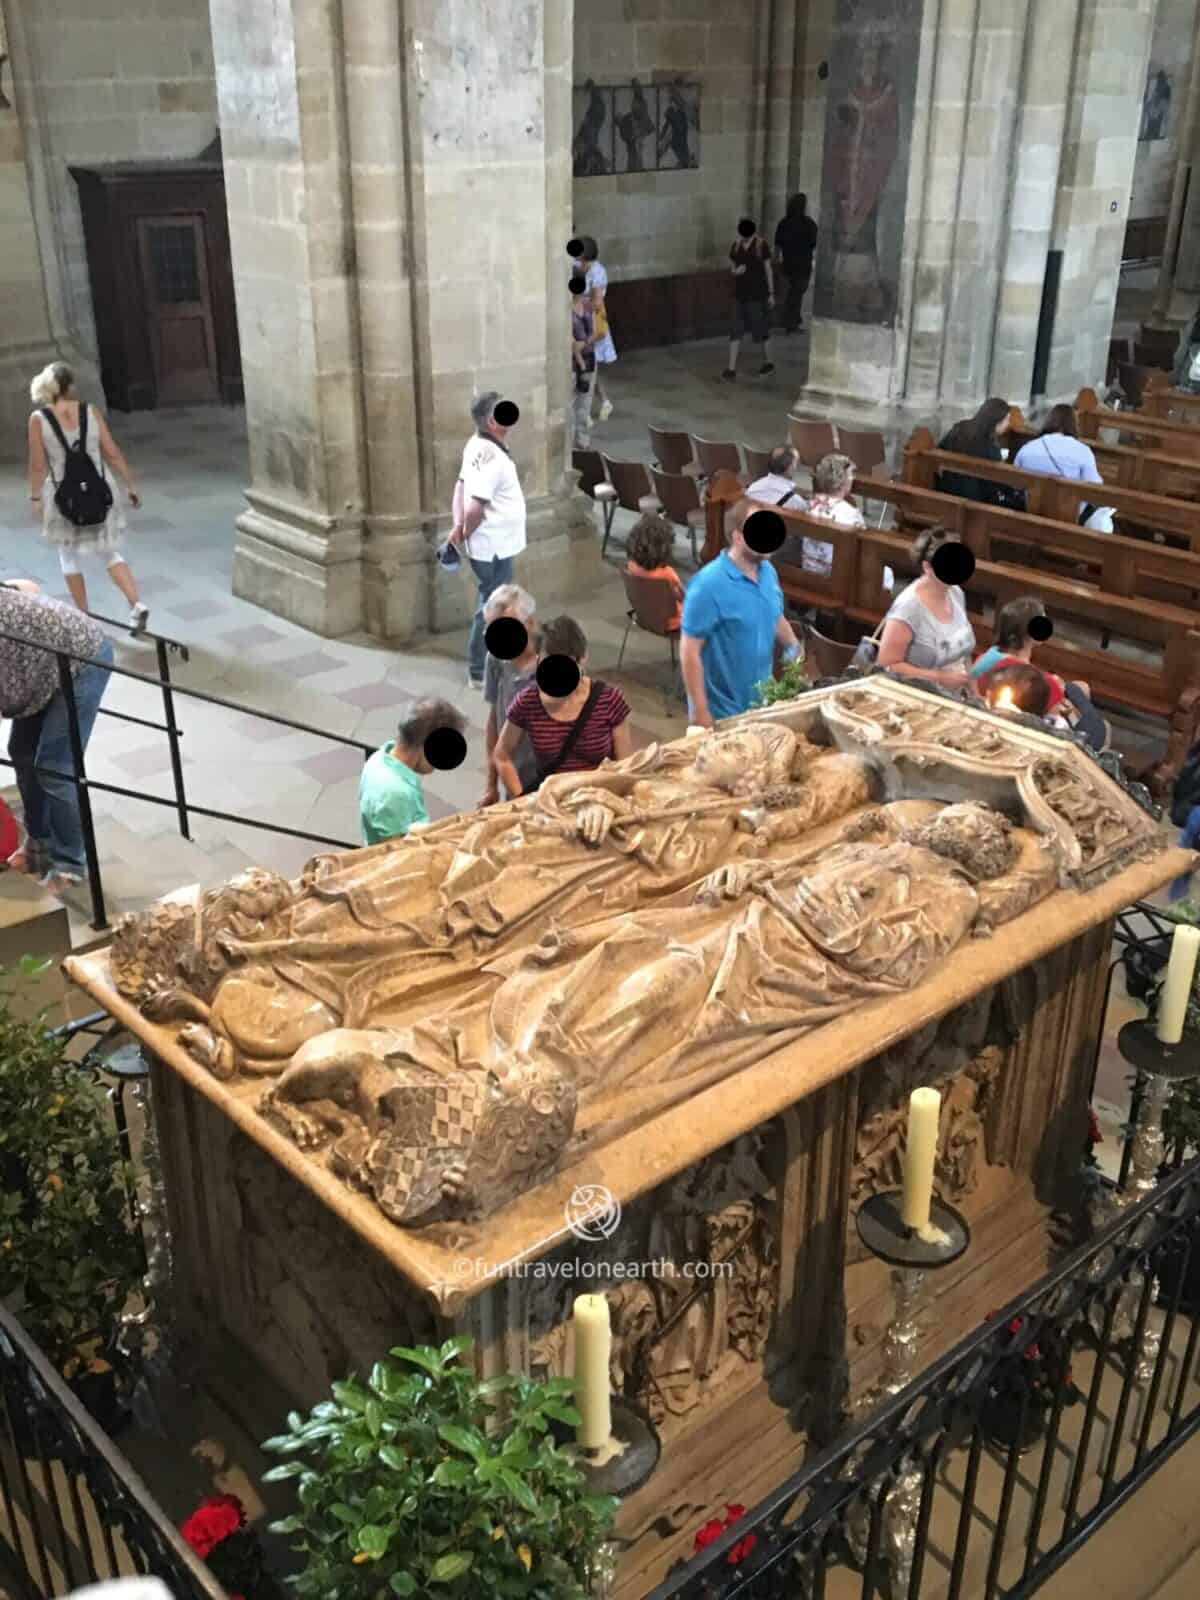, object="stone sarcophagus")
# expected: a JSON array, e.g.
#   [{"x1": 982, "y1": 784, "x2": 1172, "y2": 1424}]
[{"x1": 65, "y1": 678, "x2": 1190, "y2": 1595}]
